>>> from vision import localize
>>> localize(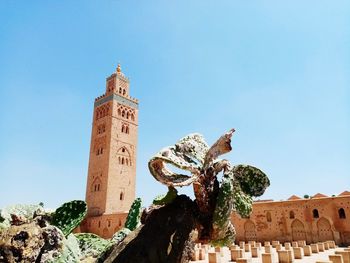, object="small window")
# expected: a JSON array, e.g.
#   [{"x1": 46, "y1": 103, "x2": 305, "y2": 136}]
[
  {"x1": 266, "y1": 211, "x2": 272, "y2": 222},
  {"x1": 339, "y1": 208, "x2": 346, "y2": 219},
  {"x1": 96, "y1": 147, "x2": 103, "y2": 155},
  {"x1": 108, "y1": 220, "x2": 111, "y2": 227},
  {"x1": 120, "y1": 192, "x2": 124, "y2": 200},
  {"x1": 122, "y1": 111, "x2": 125, "y2": 117},
  {"x1": 290, "y1": 211, "x2": 295, "y2": 219},
  {"x1": 119, "y1": 87, "x2": 122, "y2": 93},
  {"x1": 121, "y1": 158, "x2": 124, "y2": 165},
  {"x1": 98, "y1": 221, "x2": 101, "y2": 228},
  {"x1": 313, "y1": 209, "x2": 319, "y2": 218},
  {"x1": 123, "y1": 89, "x2": 126, "y2": 95},
  {"x1": 122, "y1": 148, "x2": 125, "y2": 153}
]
